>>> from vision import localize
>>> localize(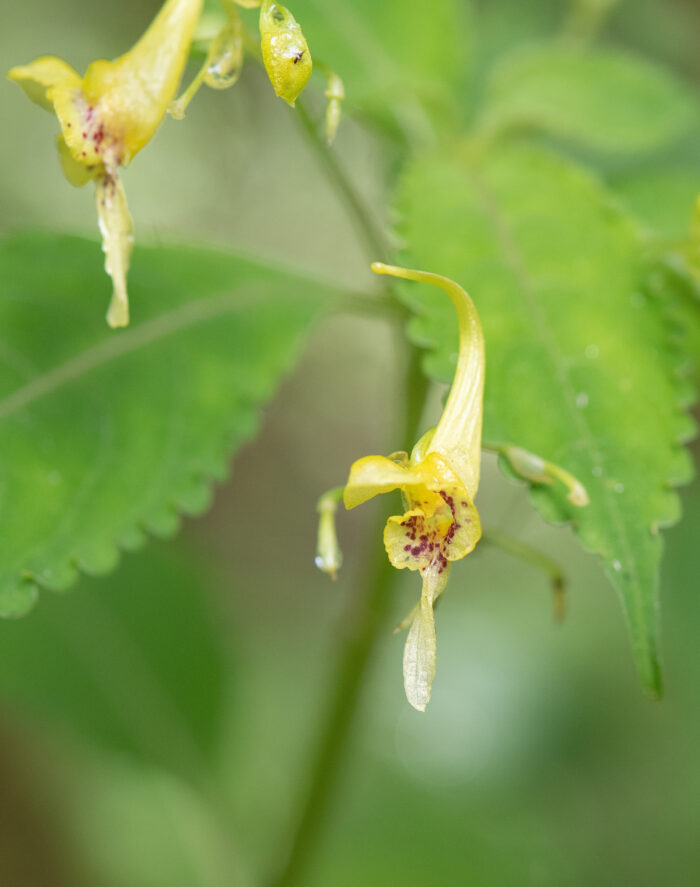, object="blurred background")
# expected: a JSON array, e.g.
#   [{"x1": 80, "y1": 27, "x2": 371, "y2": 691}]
[{"x1": 1, "y1": 0, "x2": 700, "y2": 884}]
